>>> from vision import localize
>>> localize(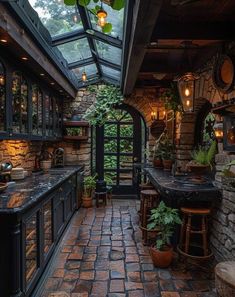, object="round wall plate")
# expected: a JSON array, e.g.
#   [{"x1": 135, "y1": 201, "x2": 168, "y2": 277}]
[{"x1": 213, "y1": 54, "x2": 235, "y2": 93}]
